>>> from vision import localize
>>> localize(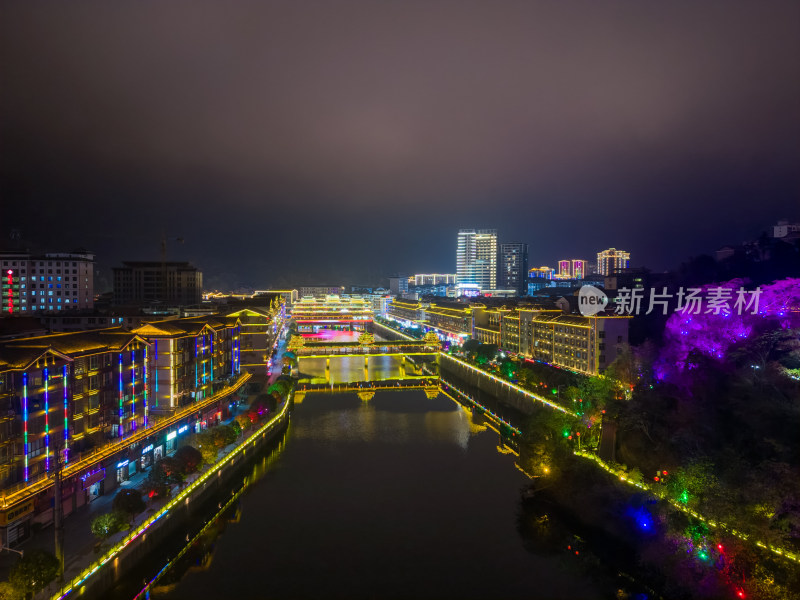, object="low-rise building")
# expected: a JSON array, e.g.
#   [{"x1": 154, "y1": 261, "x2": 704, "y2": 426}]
[
  {"x1": 423, "y1": 301, "x2": 473, "y2": 344},
  {"x1": 518, "y1": 312, "x2": 630, "y2": 375},
  {"x1": 386, "y1": 298, "x2": 422, "y2": 324},
  {"x1": 472, "y1": 305, "x2": 510, "y2": 346}
]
